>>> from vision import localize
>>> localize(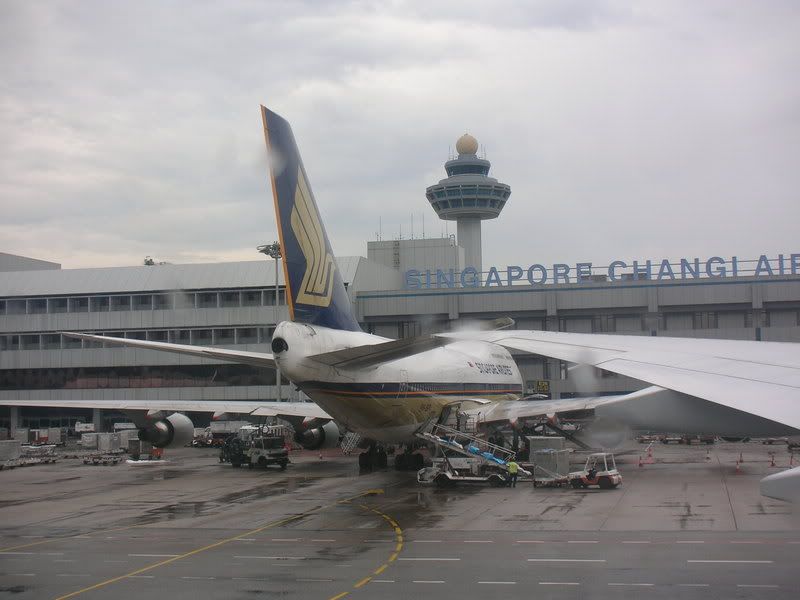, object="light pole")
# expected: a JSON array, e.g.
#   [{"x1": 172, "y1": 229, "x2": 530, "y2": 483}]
[{"x1": 257, "y1": 241, "x2": 283, "y2": 402}]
